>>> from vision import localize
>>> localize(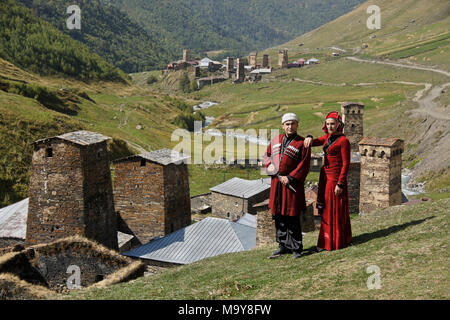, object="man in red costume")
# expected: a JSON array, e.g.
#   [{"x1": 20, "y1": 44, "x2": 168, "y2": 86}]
[{"x1": 264, "y1": 113, "x2": 311, "y2": 259}]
